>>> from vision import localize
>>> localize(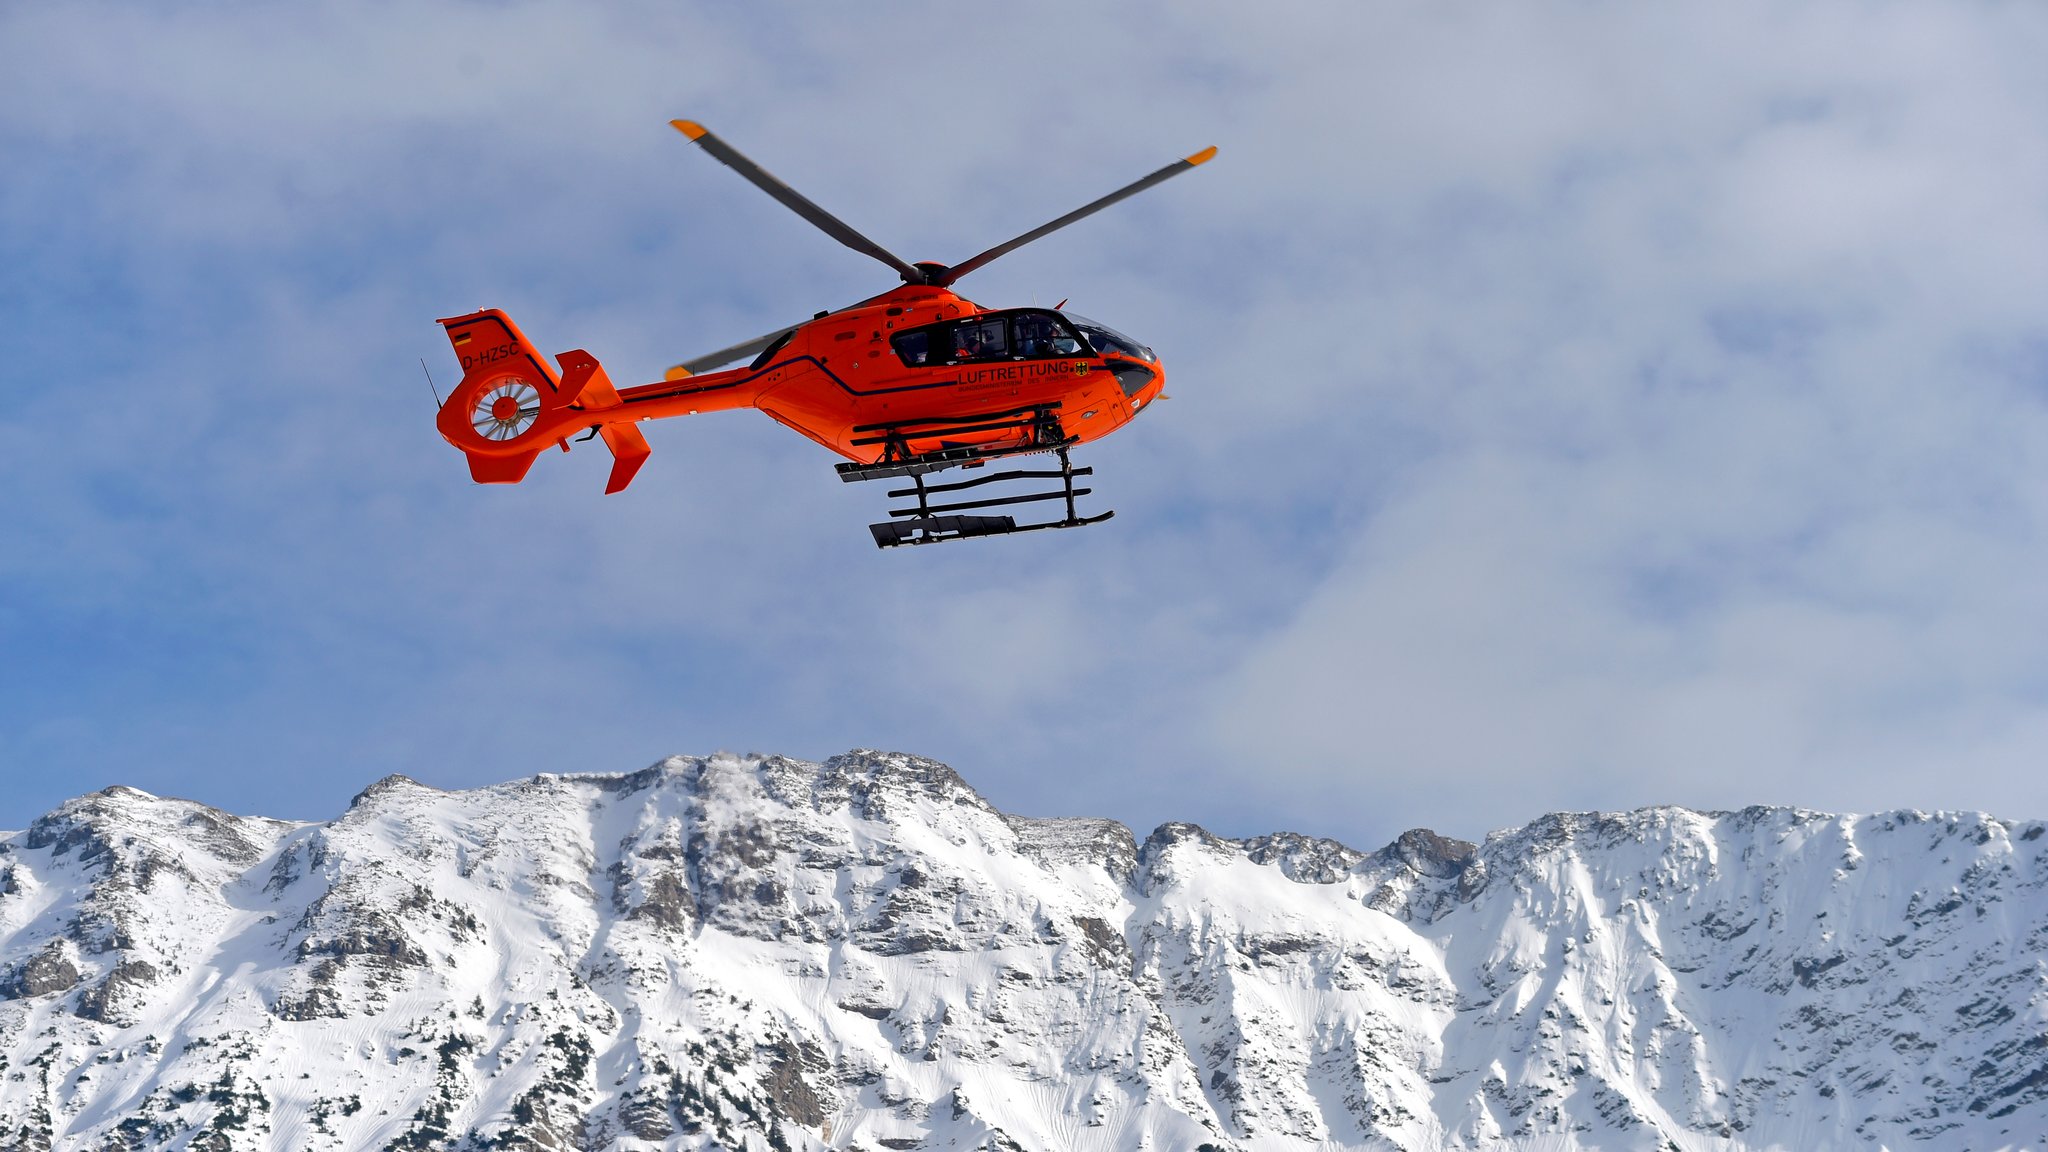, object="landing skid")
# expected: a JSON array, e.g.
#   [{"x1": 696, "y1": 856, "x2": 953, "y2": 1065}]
[
  {"x1": 834, "y1": 406, "x2": 1113, "y2": 548},
  {"x1": 864, "y1": 448, "x2": 1113, "y2": 547}
]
